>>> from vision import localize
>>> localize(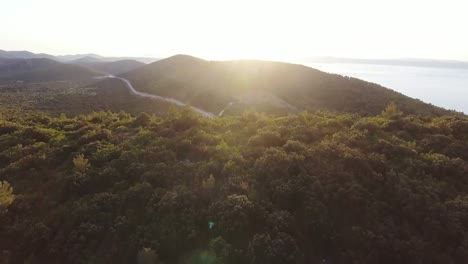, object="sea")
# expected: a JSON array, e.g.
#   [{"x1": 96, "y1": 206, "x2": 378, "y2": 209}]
[{"x1": 304, "y1": 63, "x2": 468, "y2": 114}]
